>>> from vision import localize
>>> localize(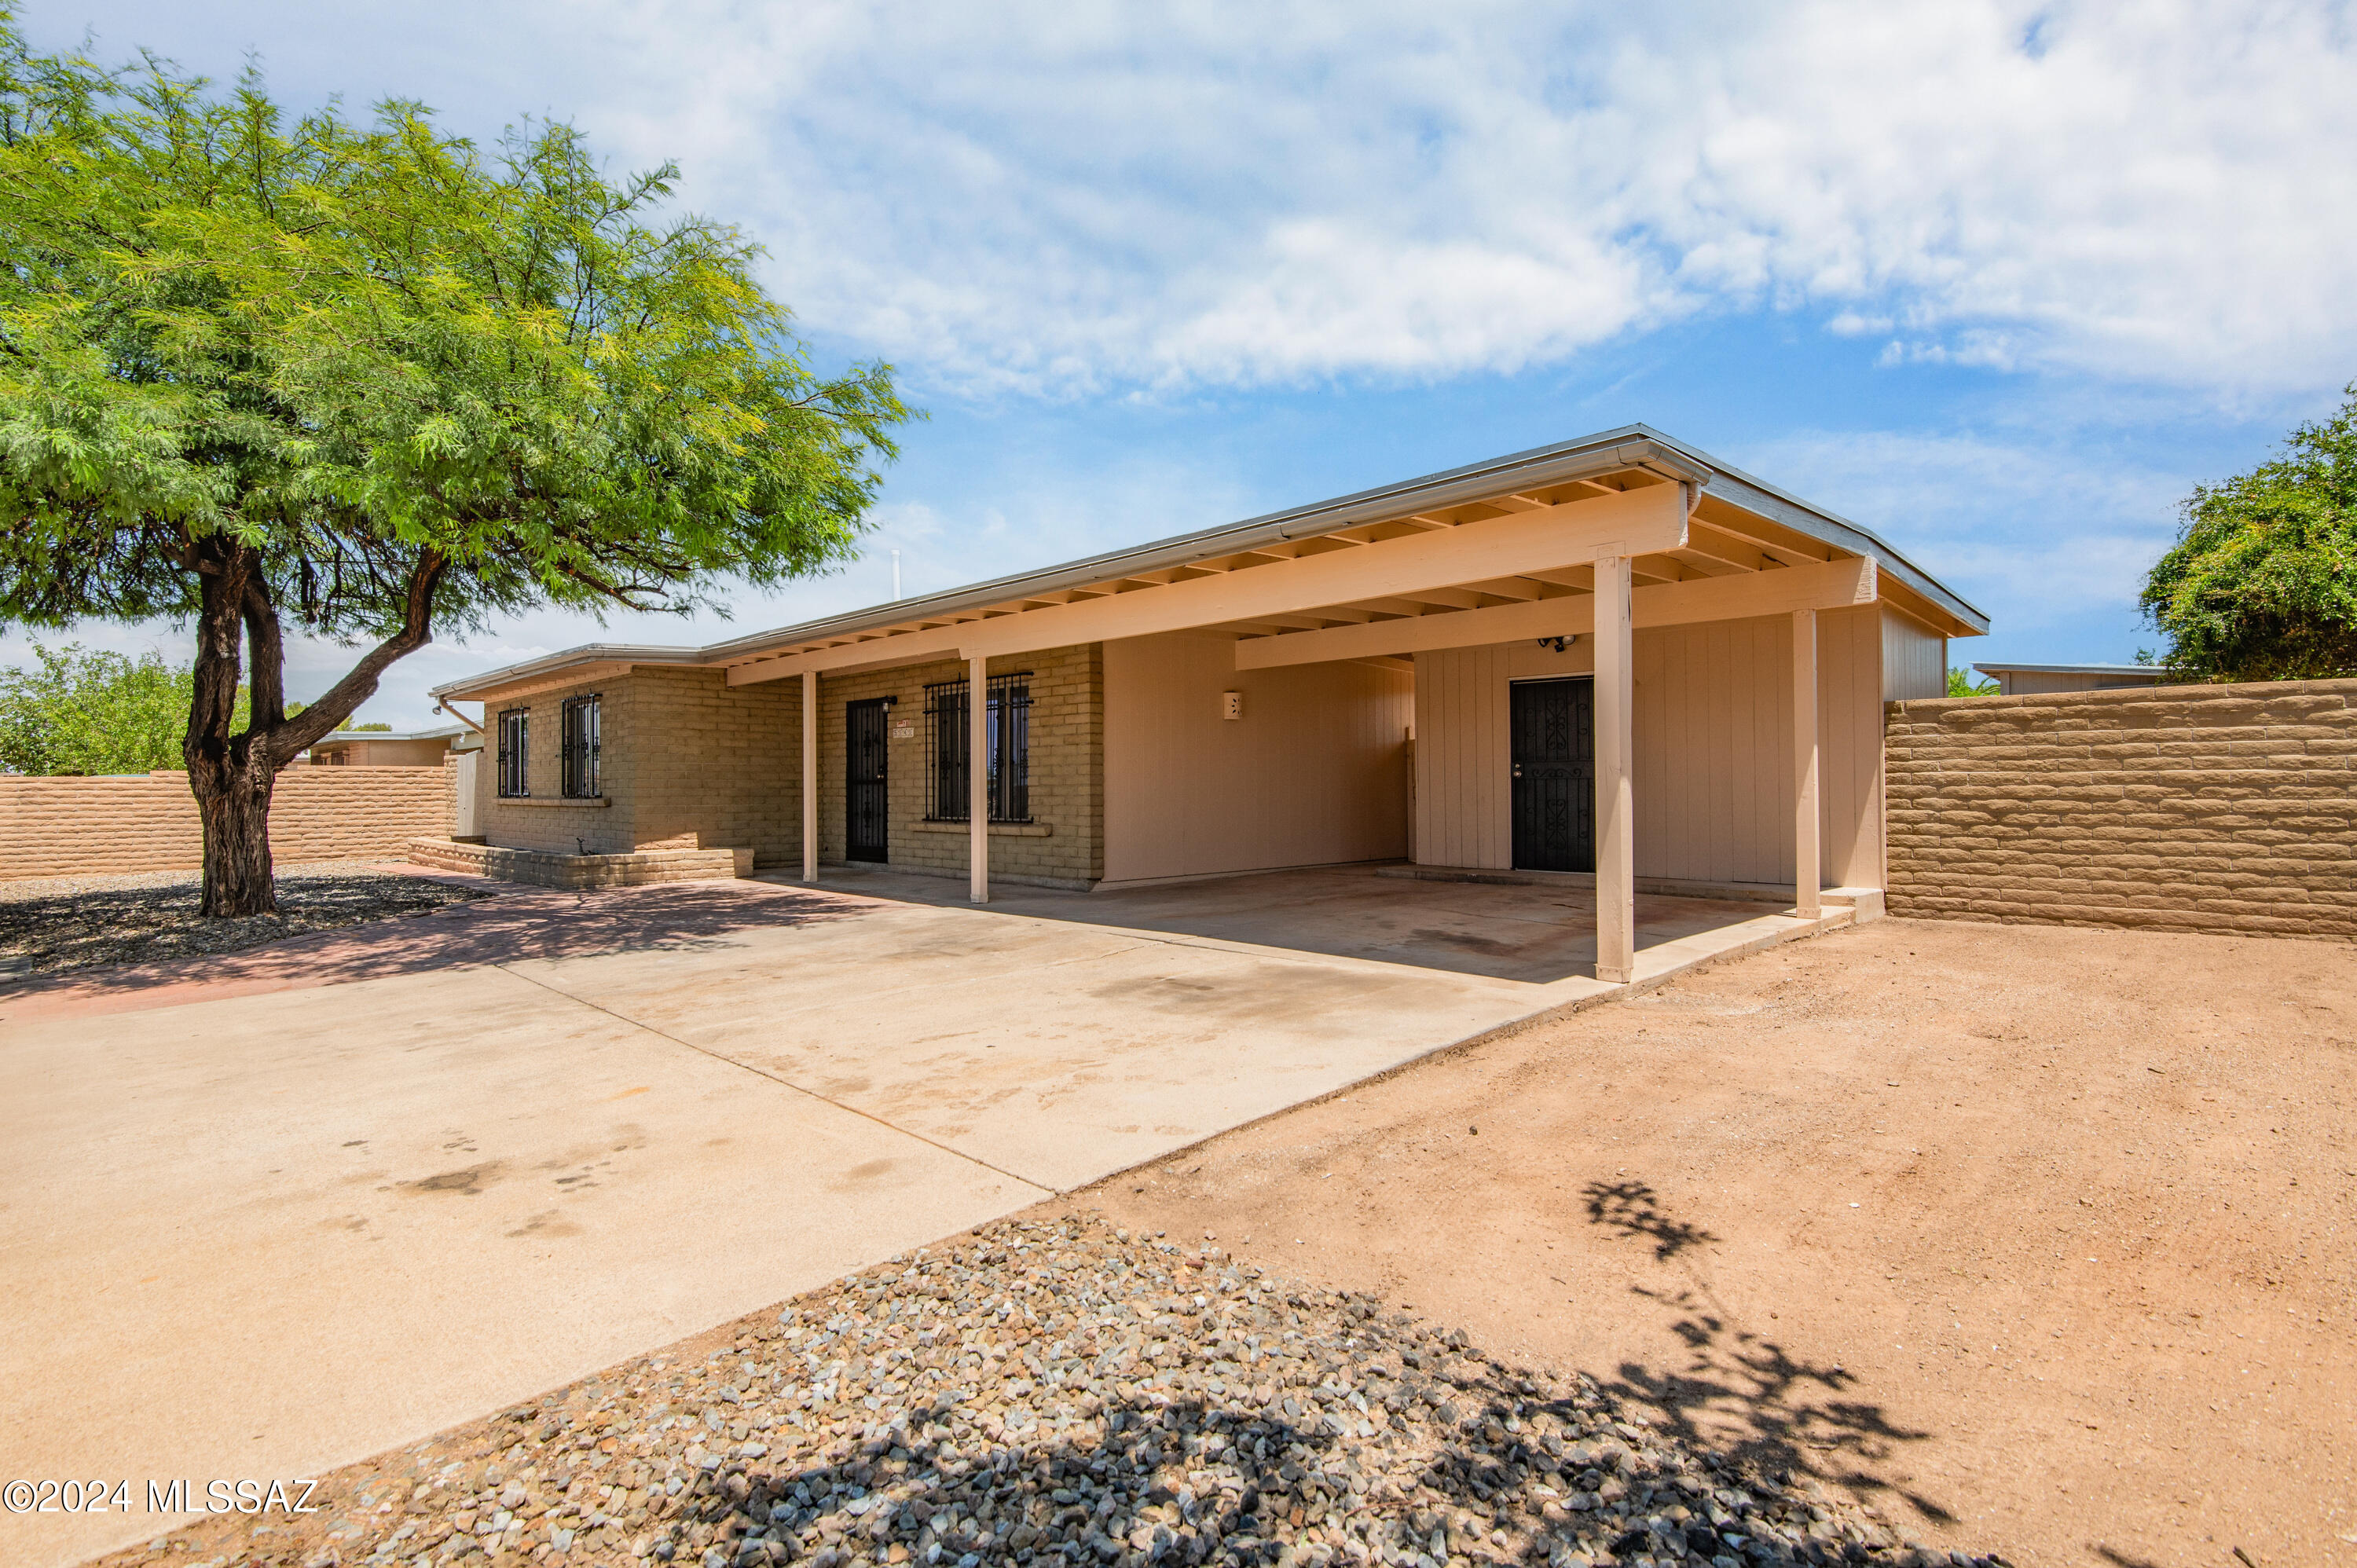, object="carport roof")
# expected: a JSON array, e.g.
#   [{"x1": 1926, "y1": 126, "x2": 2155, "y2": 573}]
[{"x1": 434, "y1": 423, "x2": 1989, "y2": 702}]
